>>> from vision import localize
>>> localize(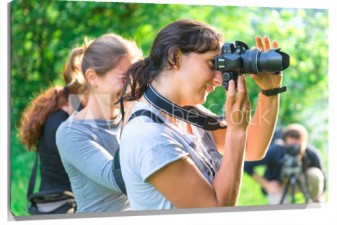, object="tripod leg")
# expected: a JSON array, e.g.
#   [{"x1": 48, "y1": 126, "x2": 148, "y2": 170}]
[
  {"x1": 290, "y1": 176, "x2": 296, "y2": 203},
  {"x1": 280, "y1": 179, "x2": 290, "y2": 204},
  {"x1": 296, "y1": 178, "x2": 310, "y2": 203}
]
